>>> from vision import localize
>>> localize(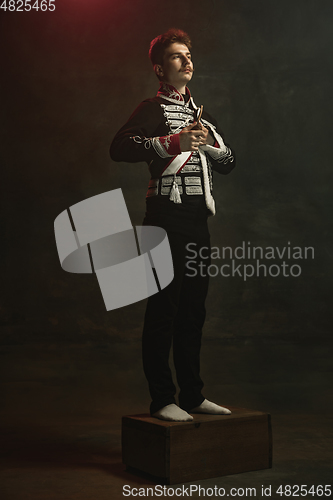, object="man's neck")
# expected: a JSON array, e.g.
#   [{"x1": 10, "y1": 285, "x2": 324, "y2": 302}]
[
  {"x1": 175, "y1": 84, "x2": 187, "y2": 94},
  {"x1": 175, "y1": 85, "x2": 186, "y2": 94},
  {"x1": 164, "y1": 81, "x2": 186, "y2": 94}
]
